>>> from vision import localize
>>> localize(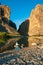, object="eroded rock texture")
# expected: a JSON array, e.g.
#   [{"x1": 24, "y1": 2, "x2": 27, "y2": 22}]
[
  {"x1": 29, "y1": 4, "x2": 43, "y2": 47},
  {"x1": 0, "y1": 5, "x2": 10, "y2": 20},
  {"x1": 0, "y1": 4, "x2": 17, "y2": 33},
  {"x1": 29, "y1": 4, "x2": 43, "y2": 36}
]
